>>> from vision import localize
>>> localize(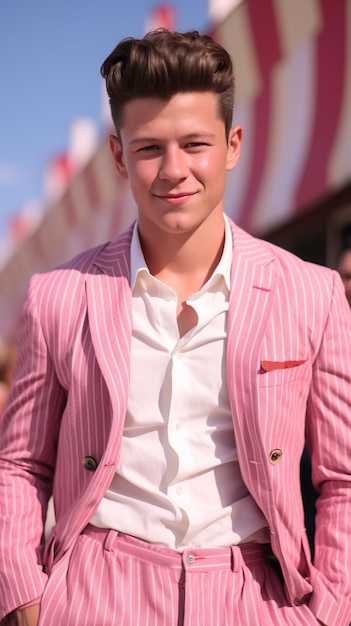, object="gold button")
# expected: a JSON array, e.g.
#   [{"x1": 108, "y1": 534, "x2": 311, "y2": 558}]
[
  {"x1": 82, "y1": 456, "x2": 98, "y2": 471},
  {"x1": 269, "y1": 449, "x2": 282, "y2": 464}
]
